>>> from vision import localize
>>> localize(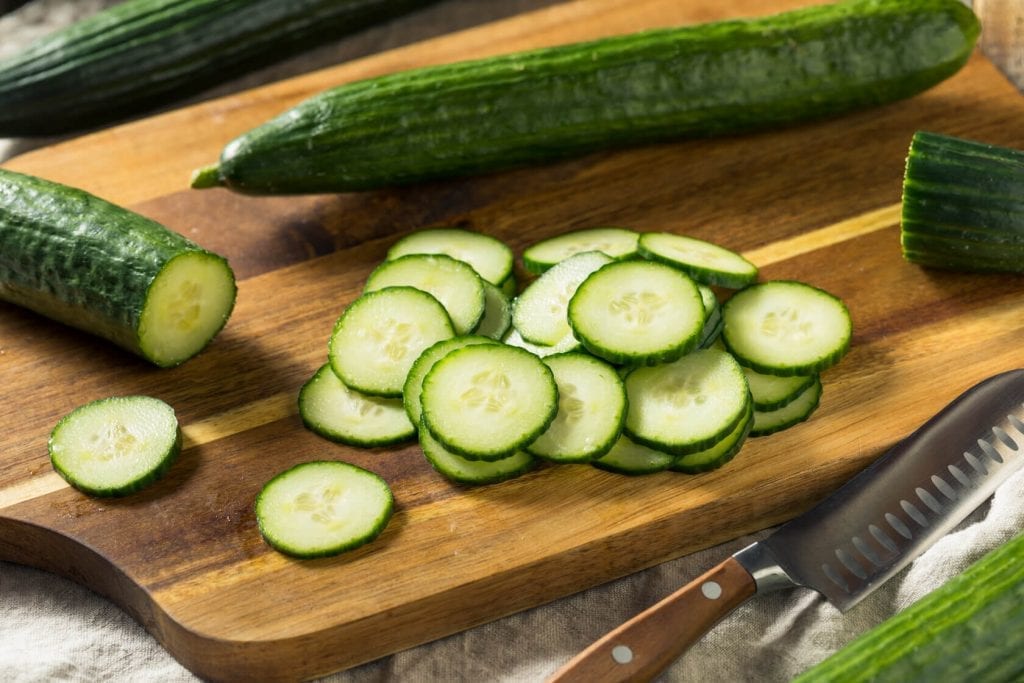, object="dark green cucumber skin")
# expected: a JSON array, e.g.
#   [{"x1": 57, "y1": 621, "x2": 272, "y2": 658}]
[
  {"x1": 205, "y1": 0, "x2": 980, "y2": 195},
  {"x1": 901, "y1": 131, "x2": 1024, "y2": 272},
  {"x1": 0, "y1": 0, "x2": 440, "y2": 136},
  {"x1": 0, "y1": 167, "x2": 232, "y2": 366},
  {"x1": 794, "y1": 531, "x2": 1024, "y2": 682}
]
